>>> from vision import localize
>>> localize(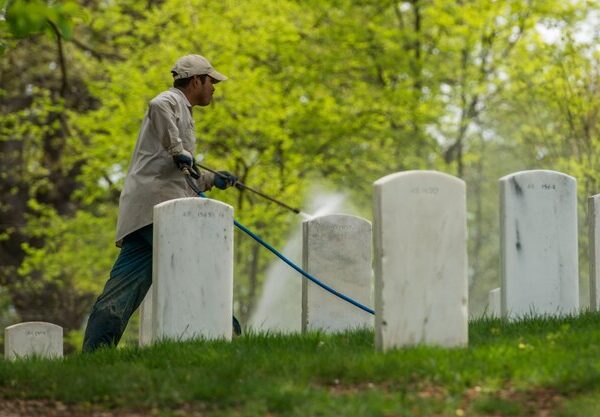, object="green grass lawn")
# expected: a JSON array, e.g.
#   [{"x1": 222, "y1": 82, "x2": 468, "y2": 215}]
[{"x1": 3, "y1": 313, "x2": 600, "y2": 416}]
